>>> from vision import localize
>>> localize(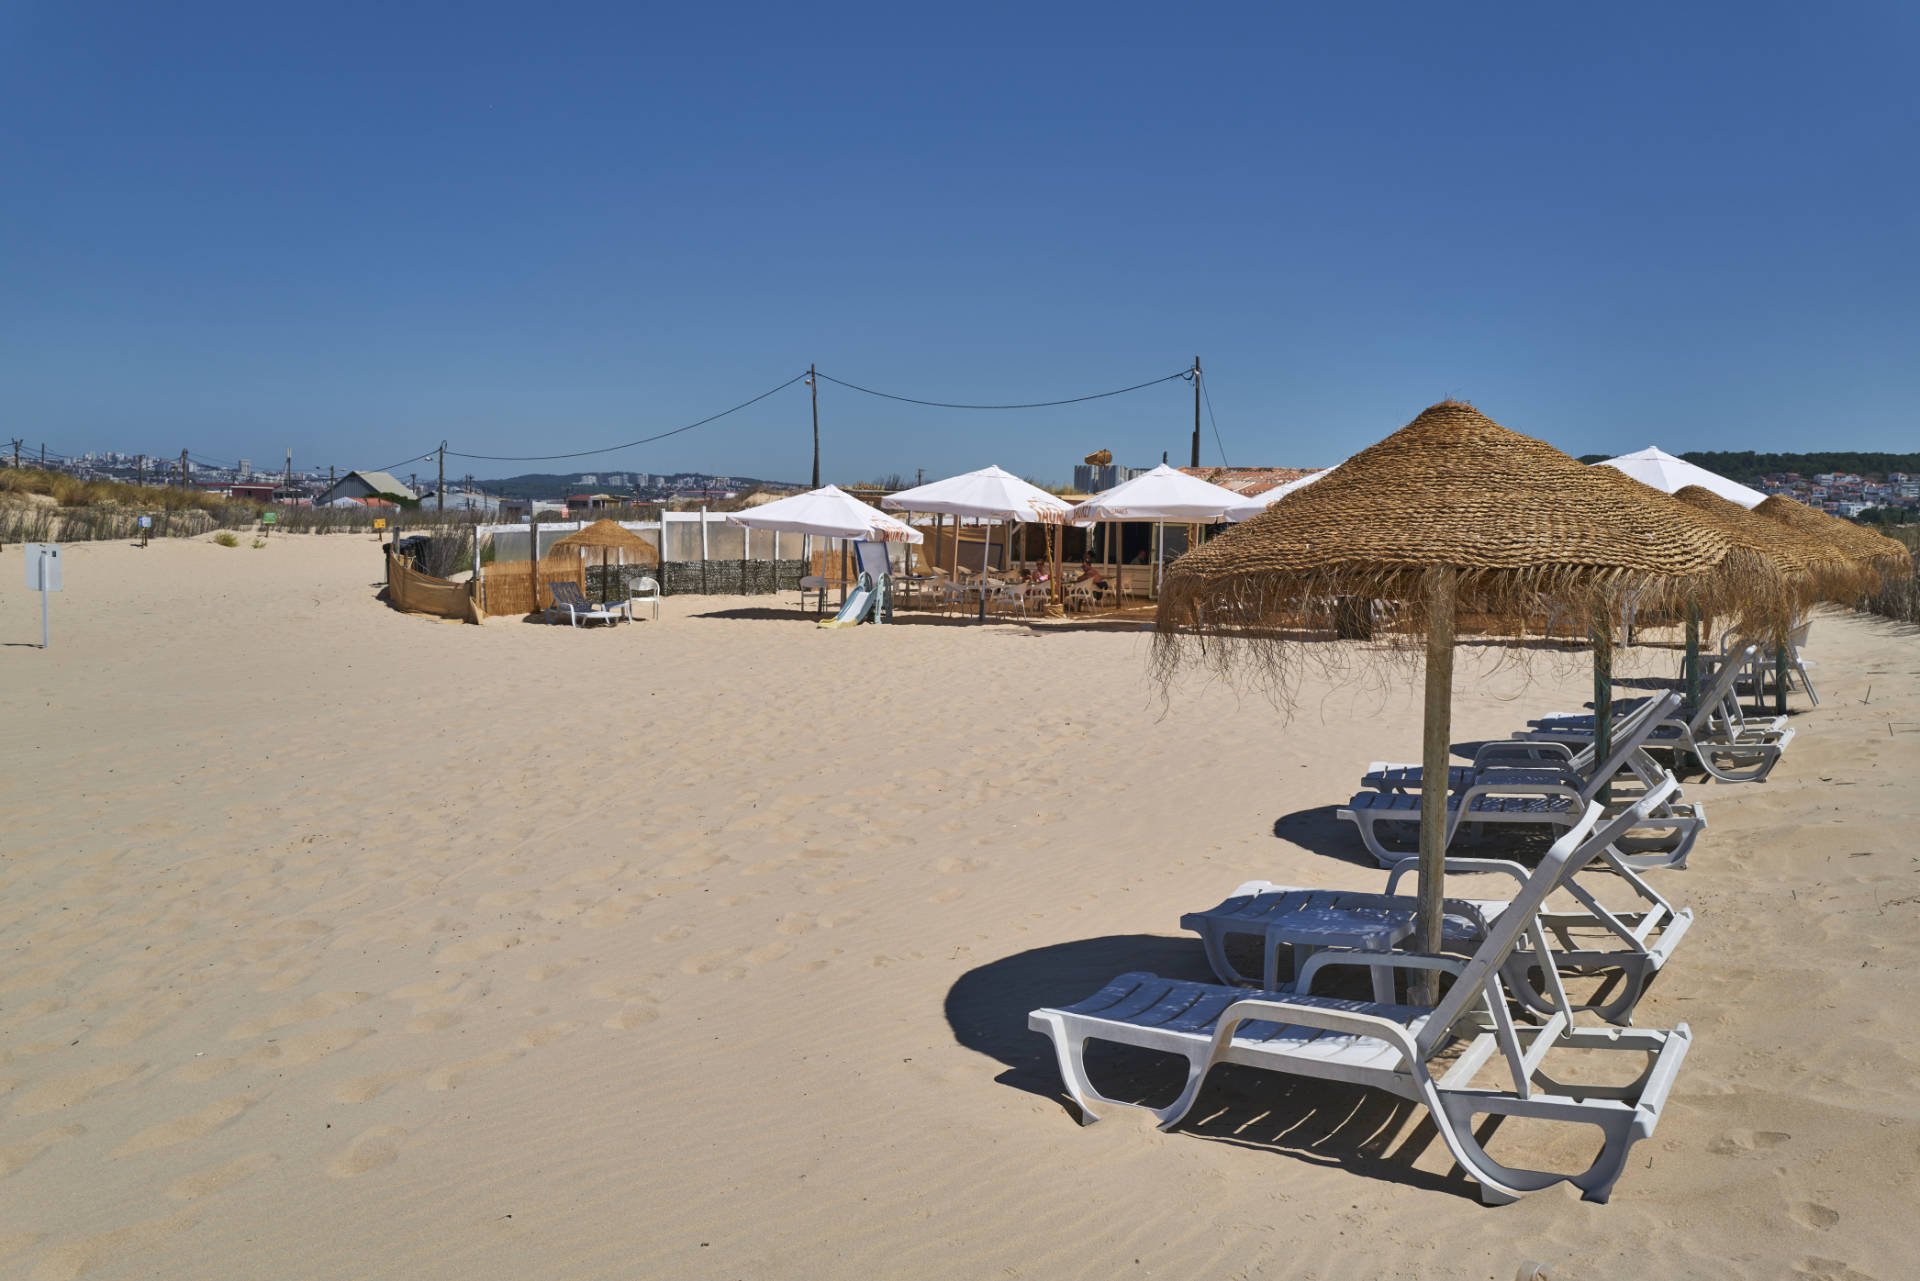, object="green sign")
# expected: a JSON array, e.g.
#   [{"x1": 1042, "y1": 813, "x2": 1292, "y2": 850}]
[{"x1": 262, "y1": 512, "x2": 278, "y2": 524}]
